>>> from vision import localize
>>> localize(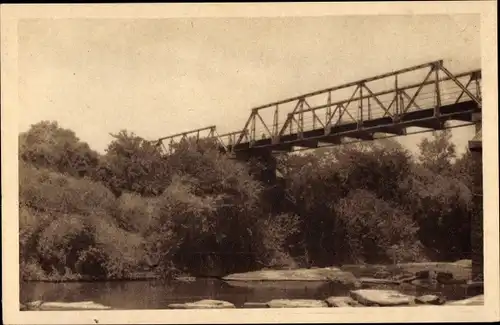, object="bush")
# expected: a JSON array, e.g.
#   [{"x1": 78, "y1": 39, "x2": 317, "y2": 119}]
[
  {"x1": 90, "y1": 215, "x2": 147, "y2": 278},
  {"x1": 336, "y1": 189, "x2": 423, "y2": 264},
  {"x1": 112, "y1": 192, "x2": 155, "y2": 234},
  {"x1": 36, "y1": 214, "x2": 95, "y2": 276},
  {"x1": 20, "y1": 161, "x2": 117, "y2": 216}
]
